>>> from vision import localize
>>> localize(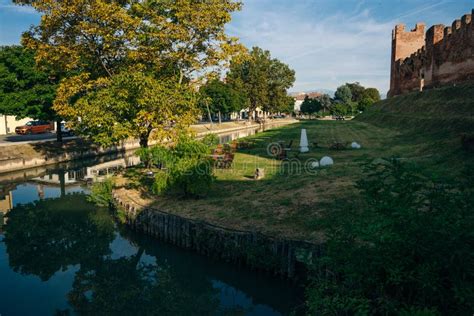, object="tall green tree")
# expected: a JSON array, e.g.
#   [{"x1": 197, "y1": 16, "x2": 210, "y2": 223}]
[
  {"x1": 358, "y1": 97, "x2": 375, "y2": 112},
  {"x1": 318, "y1": 94, "x2": 332, "y2": 115},
  {"x1": 276, "y1": 95, "x2": 295, "y2": 114},
  {"x1": 199, "y1": 80, "x2": 245, "y2": 124},
  {"x1": 15, "y1": 0, "x2": 244, "y2": 147},
  {"x1": 227, "y1": 47, "x2": 295, "y2": 120},
  {"x1": 0, "y1": 46, "x2": 63, "y2": 140},
  {"x1": 300, "y1": 96, "x2": 321, "y2": 118},
  {"x1": 346, "y1": 82, "x2": 365, "y2": 103},
  {"x1": 363, "y1": 87, "x2": 381, "y2": 102},
  {"x1": 266, "y1": 58, "x2": 295, "y2": 114},
  {"x1": 71, "y1": 71, "x2": 198, "y2": 148},
  {"x1": 335, "y1": 84, "x2": 352, "y2": 104},
  {"x1": 227, "y1": 47, "x2": 270, "y2": 120}
]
